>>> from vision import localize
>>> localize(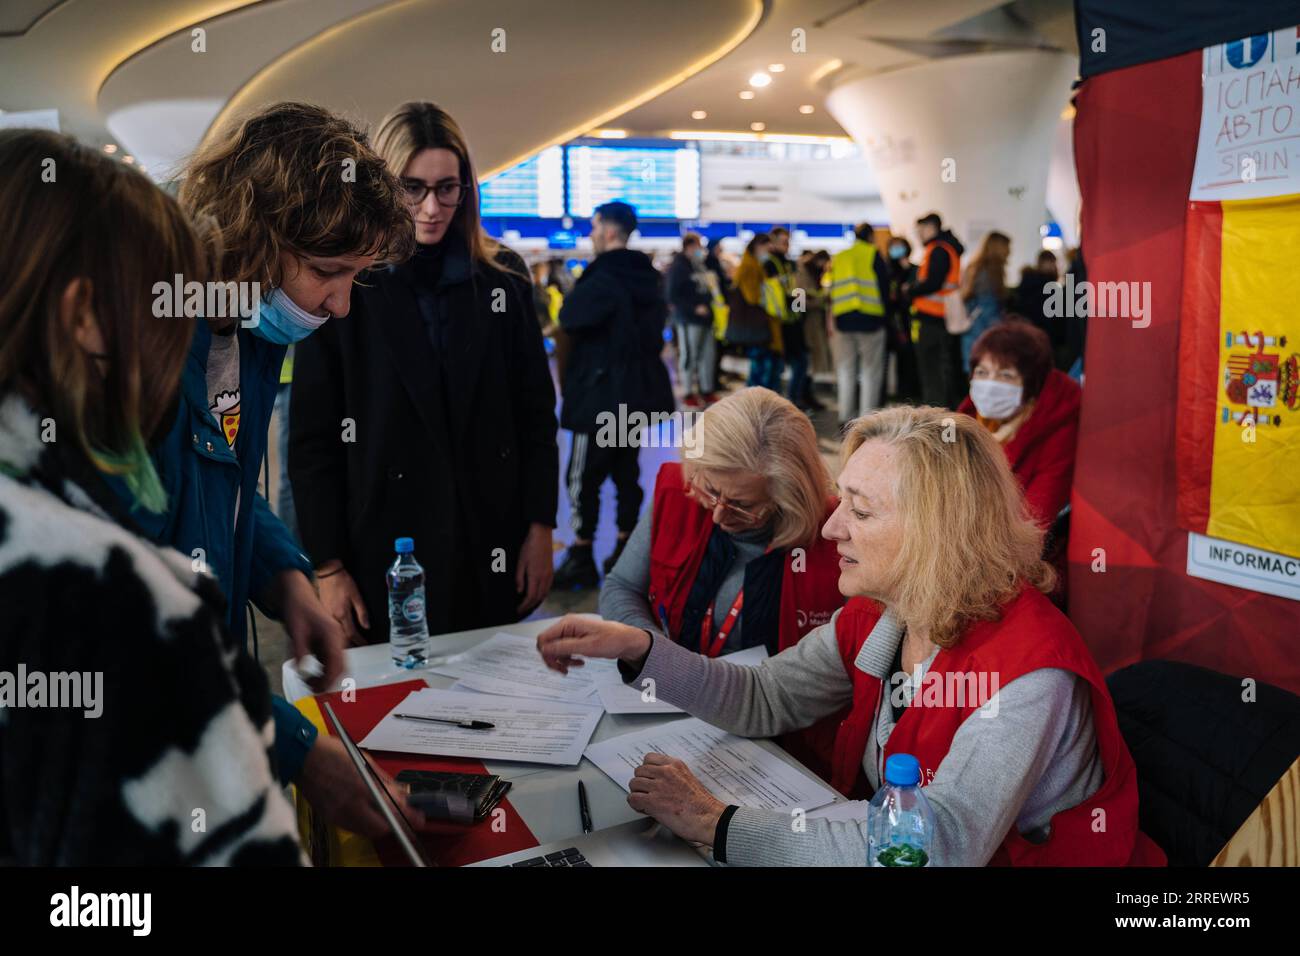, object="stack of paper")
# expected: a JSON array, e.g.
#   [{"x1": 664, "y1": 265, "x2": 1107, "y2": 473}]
[
  {"x1": 583, "y1": 717, "x2": 838, "y2": 812},
  {"x1": 429, "y1": 631, "x2": 618, "y2": 703},
  {"x1": 358, "y1": 687, "x2": 602, "y2": 766}
]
